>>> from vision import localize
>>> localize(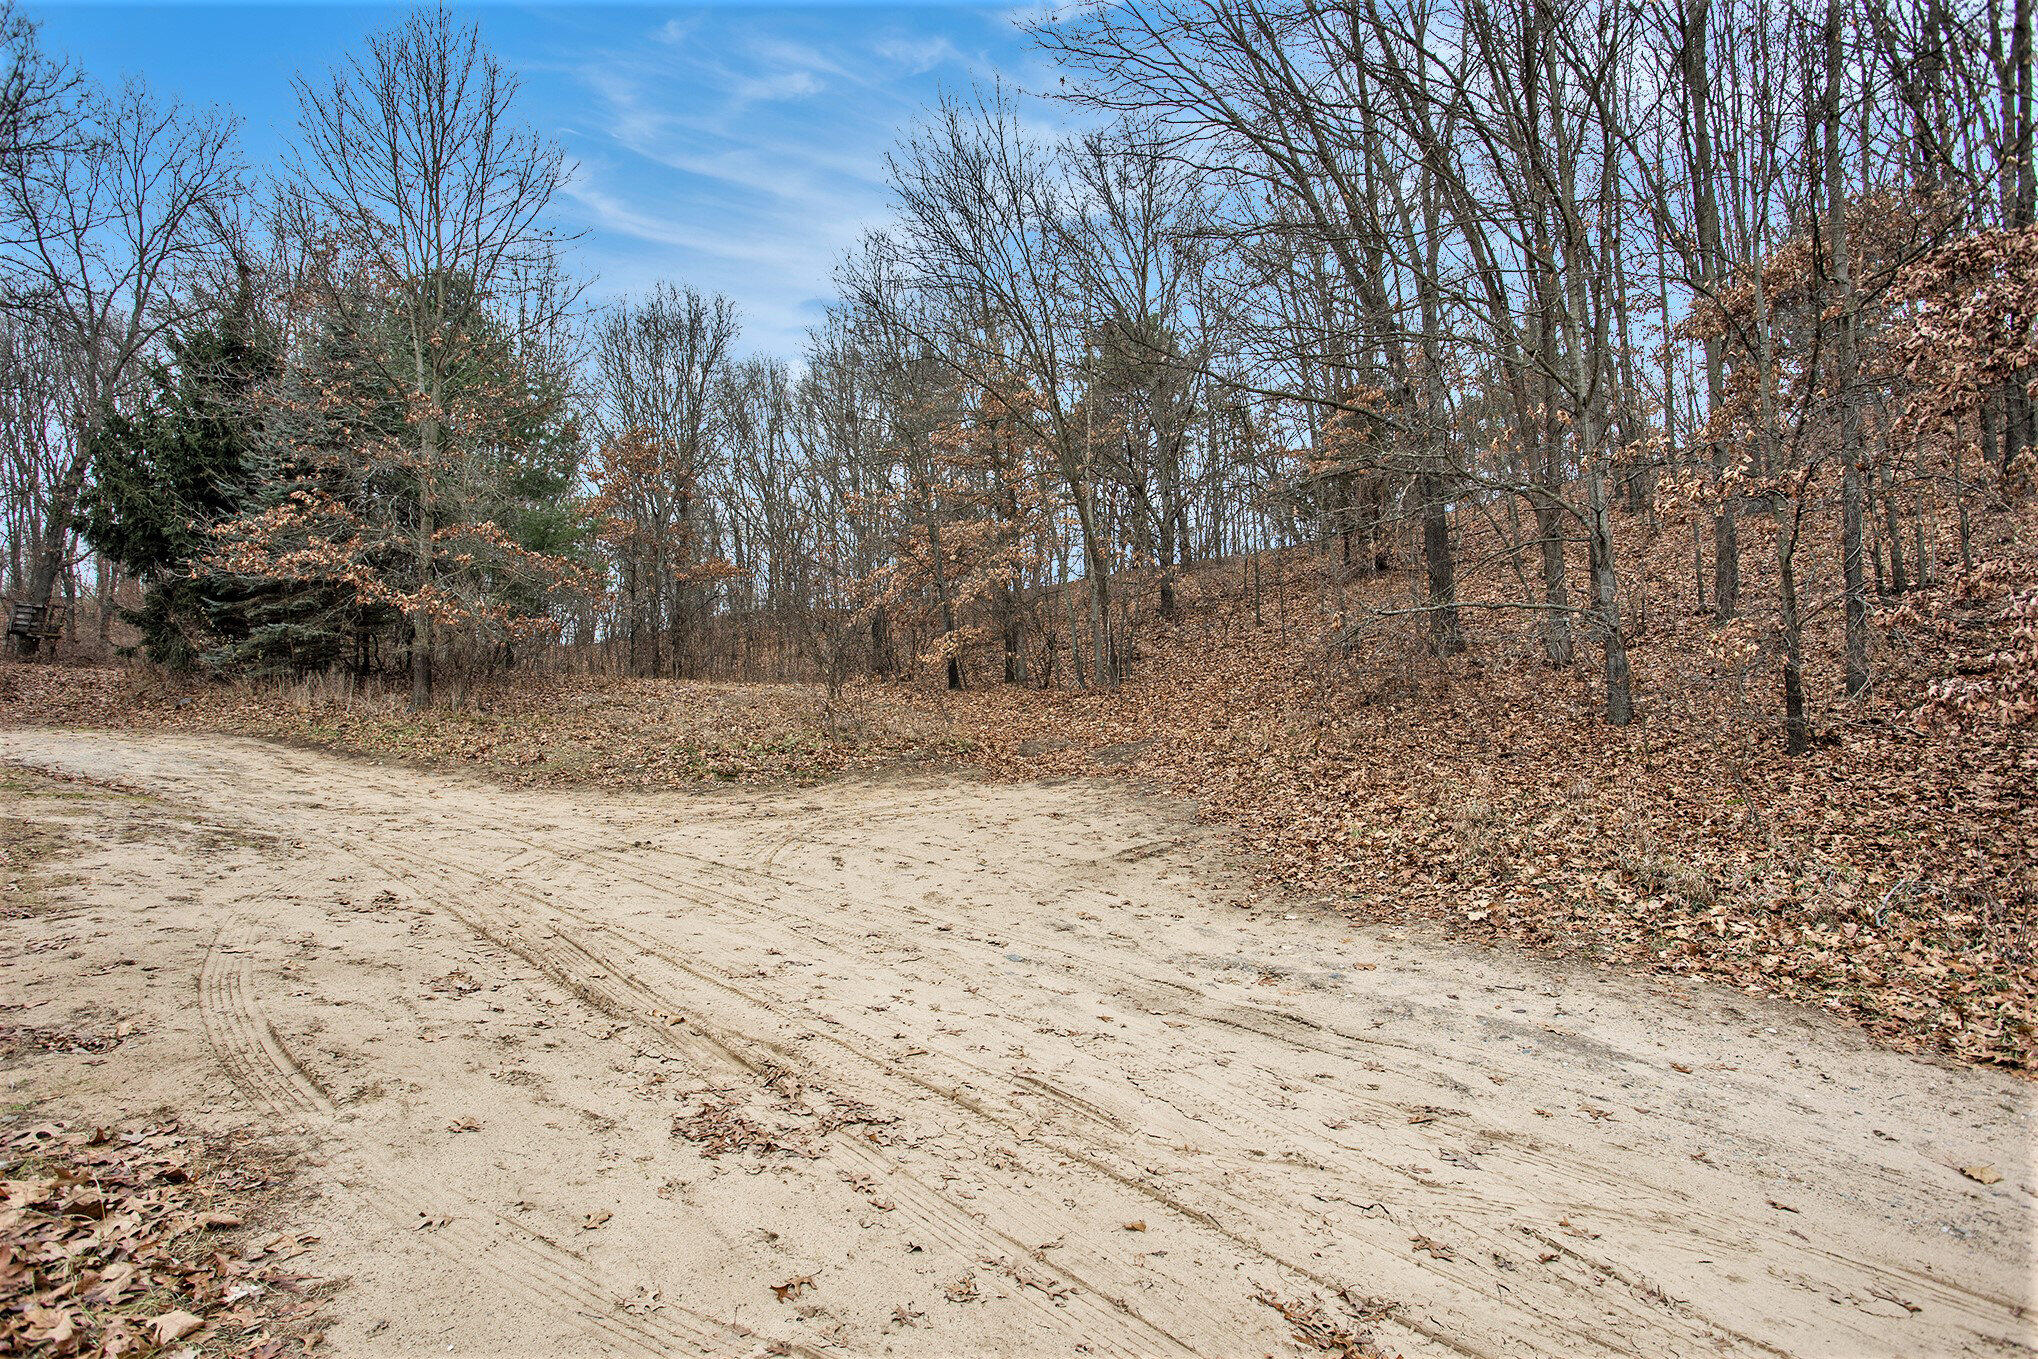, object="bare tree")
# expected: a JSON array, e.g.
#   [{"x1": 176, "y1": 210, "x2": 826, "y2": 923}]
[
  {"x1": 286, "y1": 5, "x2": 572, "y2": 703},
  {"x1": 855, "y1": 90, "x2": 1119, "y2": 686},
  {"x1": 0, "y1": 309, "x2": 74, "y2": 603},
  {"x1": 1064, "y1": 123, "x2": 1213, "y2": 621},
  {"x1": 0, "y1": 70, "x2": 239, "y2": 638},
  {"x1": 588, "y1": 283, "x2": 738, "y2": 677},
  {"x1": 0, "y1": 3, "x2": 77, "y2": 173}
]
